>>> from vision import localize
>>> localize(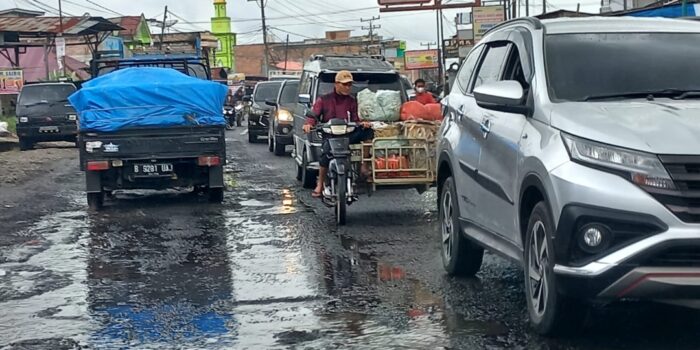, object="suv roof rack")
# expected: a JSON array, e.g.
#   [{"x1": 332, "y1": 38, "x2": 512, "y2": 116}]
[
  {"x1": 310, "y1": 54, "x2": 386, "y2": 61},
  {"x1": 483, "y1": 17, "x2": 543, "y2": 36}
]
